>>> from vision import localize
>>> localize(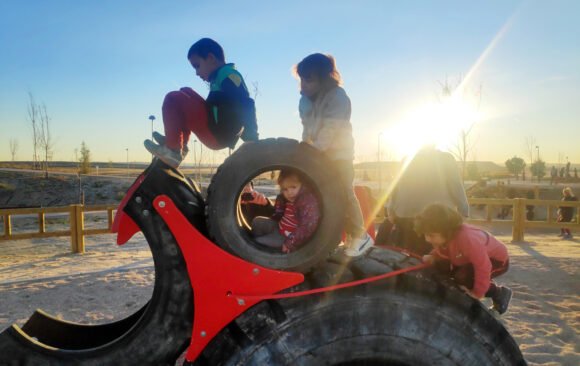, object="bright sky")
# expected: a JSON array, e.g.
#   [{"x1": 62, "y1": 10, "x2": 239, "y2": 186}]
[{"x1": 1, "y1": 0, "x2": 579, "y2": 165}]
